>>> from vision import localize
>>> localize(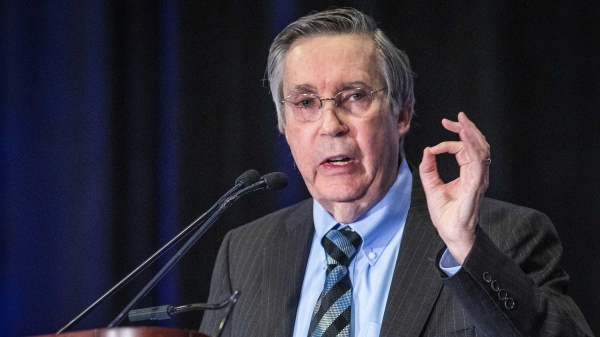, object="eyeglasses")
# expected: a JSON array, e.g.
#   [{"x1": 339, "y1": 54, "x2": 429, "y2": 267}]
[{"x1": 280, "y1": 87, "x2": 387, "y2": 122}]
